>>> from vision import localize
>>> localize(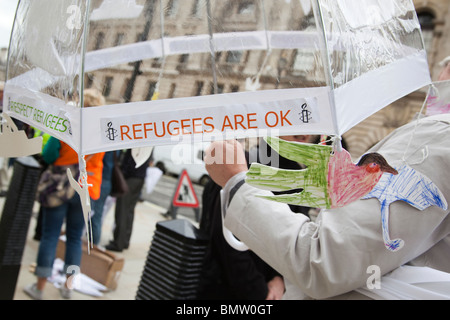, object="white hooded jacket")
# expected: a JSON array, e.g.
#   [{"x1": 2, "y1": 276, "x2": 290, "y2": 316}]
[{"x1": 222, "y1": 114, "x2": 450, "y2": 299}]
